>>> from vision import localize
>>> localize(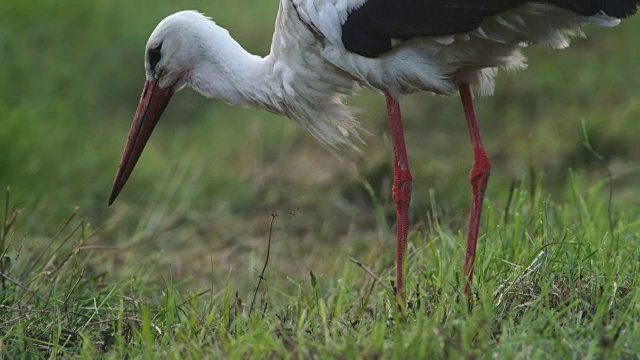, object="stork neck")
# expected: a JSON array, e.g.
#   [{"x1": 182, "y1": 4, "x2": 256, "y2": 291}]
[{"x1": 187, "y1": 30, "x2": 281, "y2": 114}]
